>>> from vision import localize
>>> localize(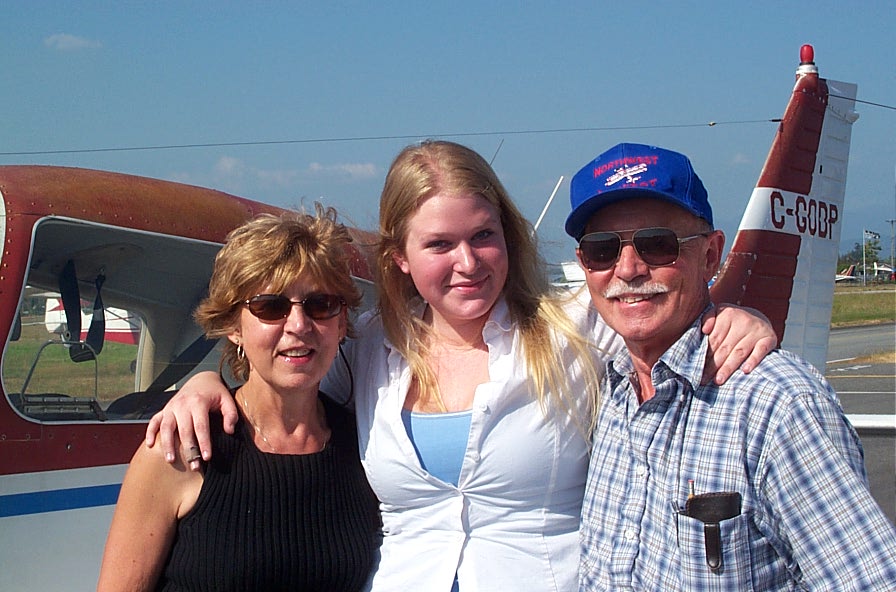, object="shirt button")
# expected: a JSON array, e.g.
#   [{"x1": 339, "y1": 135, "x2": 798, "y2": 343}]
[
  {"x1": 476, "y1": 403, "x2": 489, "y2": 413},
  {"x1": 635, "y1": 464, "x2": 647, "y2": 477},
  {"x1": 469, "y1": 452, "x2": 481, "y2": 462},
  {"x1": 625, "y1": 529, "x2": 637, "y2": 541}
]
